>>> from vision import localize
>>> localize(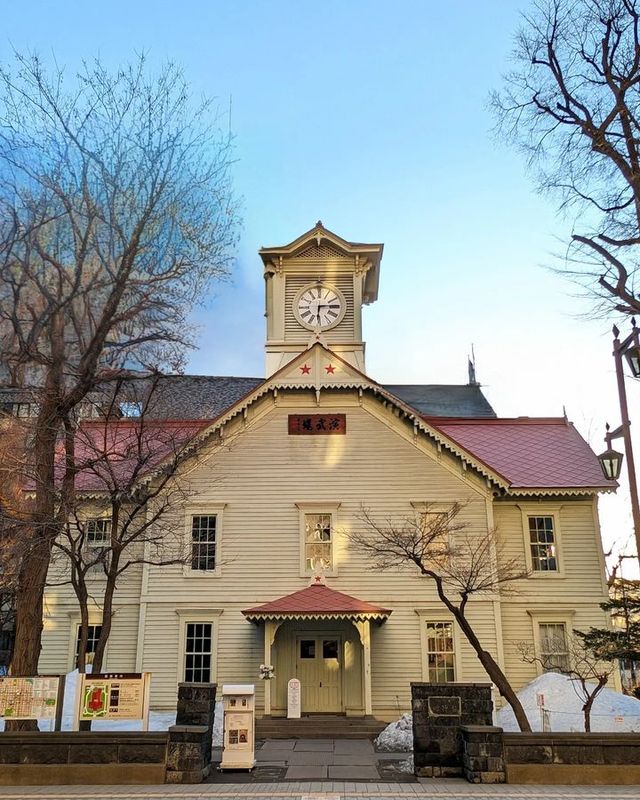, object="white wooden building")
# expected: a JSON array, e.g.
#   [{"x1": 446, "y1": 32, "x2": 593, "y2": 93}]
[{"x1": 38, "y1": 222, "x2": 615, "y2": 719}]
